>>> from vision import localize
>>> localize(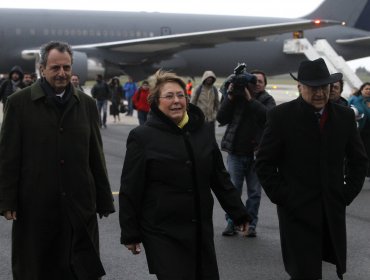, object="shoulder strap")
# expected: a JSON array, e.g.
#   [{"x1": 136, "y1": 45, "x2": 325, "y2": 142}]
[
  {"x1": 193, "y1": 85, "x2": 202, "y2": 105},
  {"x1": 213, "y1": 86, "x2": 219, "y2": 109}
]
